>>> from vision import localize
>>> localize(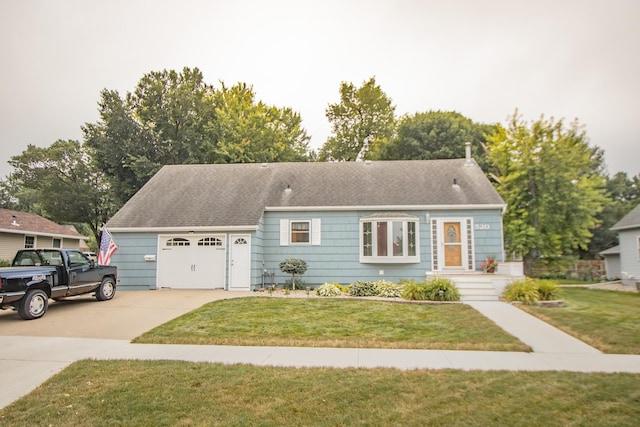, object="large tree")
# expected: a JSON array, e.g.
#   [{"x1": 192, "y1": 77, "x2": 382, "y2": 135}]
[
  {"x1": 84, "y1": 67, "x2": 218, "y2": 205},
  {"x1": 7, "y1": 140, "x2": 114, "y2": 242},
  {"x1": 486, "y1": 112, "x2": 609, "y2": 276},
  {"x1": 210, "y1": 83, "x2": 310, "y2": 163},
  {"x1": 319, "y1": 77, "x2": 395, "y2": 161},
  {"x1": 585, "y1": 171, "x2": 640, "y2": 257},
  {"x1": 372, "y1": 110, "x2": 495, "y2": 171},
  {"x1": 85, "y1": 68, "x2": 312, "y2": 205}
]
